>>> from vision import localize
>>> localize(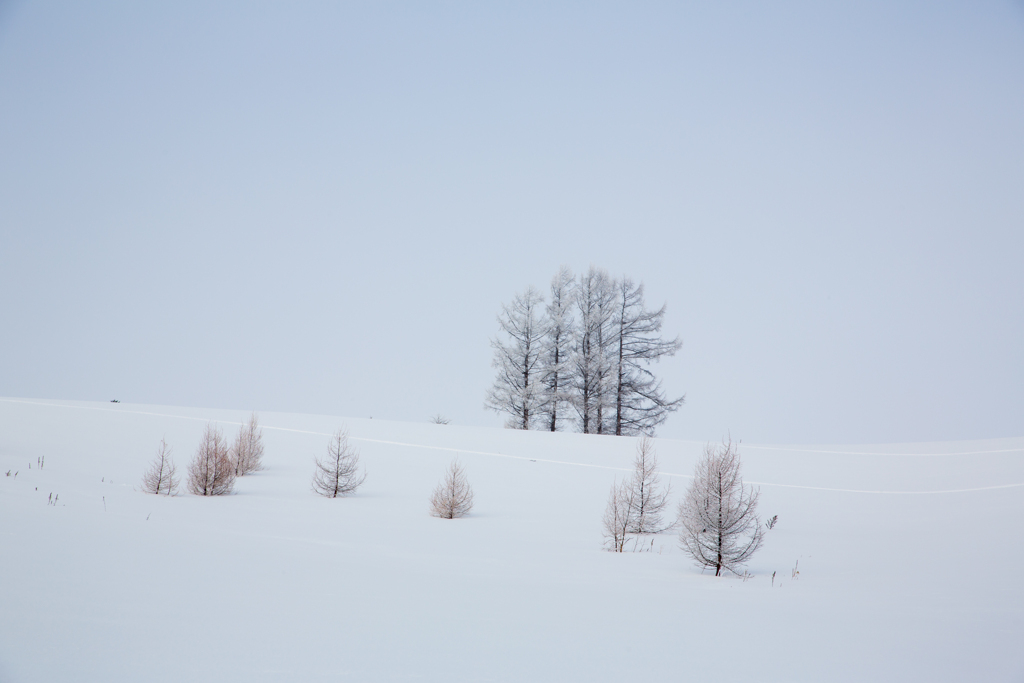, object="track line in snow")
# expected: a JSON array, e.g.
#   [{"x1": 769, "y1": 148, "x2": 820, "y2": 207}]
[
  {"x1": 742, "y1": 444, "x2": 1024, "y2": 457},
  {"x1": 3, "y1": 398, "x2": 1023, "y2": 495},
  {"x1": 737, "y1": 480, "x2": 1024, "y2": 494}
]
